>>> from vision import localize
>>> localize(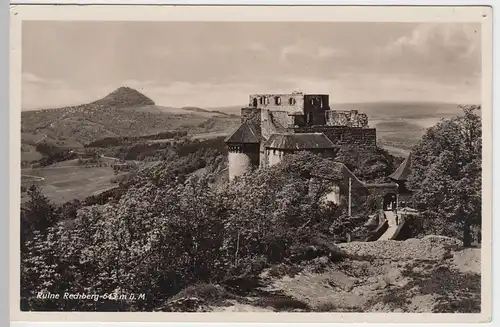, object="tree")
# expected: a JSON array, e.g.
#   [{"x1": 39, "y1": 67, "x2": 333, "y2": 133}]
[
  {"x1": 407, "y1": 105, "x2": 481, "y2": 246},
  {"x1": 21, "y1": 185, "x2": 58, "y2": 244},
  {"x1": 222, "y1": 152, "x2": 353, "y2": 264},
  {"x1": 334, "y1": 146, "x2": 400, "y2": 183}
]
